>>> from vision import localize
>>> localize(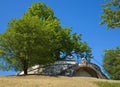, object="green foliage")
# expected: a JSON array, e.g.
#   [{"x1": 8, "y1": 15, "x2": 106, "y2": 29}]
[
  {"x1": 103, "y1": 47, "x2": 120, "y2": 80},
  {"x1": 0, "y1": 2, "x2": 92, "y2": 75},
  {"x1": 100, "y1": 0, "x2": 120, "y2": 29},
  {"x1": 96, "y1": 81, "x2": 120, "y2": 87},
  {"x1": 0, "y1": 16, "x2": 53, "y2": 73},
  {"x1": 0, "y1": 48, "x2": 2, "y2": 54}
]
